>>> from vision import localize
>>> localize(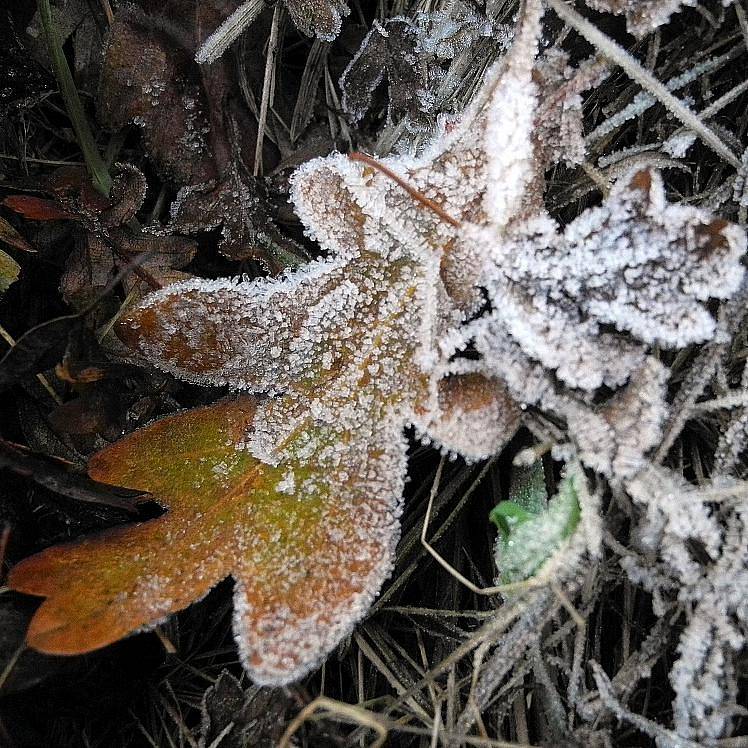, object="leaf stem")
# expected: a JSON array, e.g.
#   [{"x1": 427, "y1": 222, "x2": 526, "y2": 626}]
[{"x1": 38, "y1": 0, "x2": 112, "y2": 196}]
